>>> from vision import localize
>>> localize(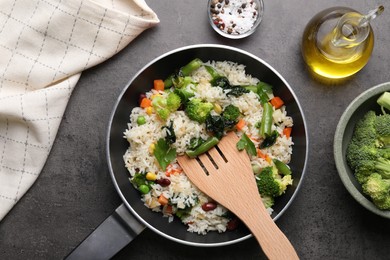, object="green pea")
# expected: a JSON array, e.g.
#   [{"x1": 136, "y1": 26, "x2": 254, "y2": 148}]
[
  {"x1": 137, "y1": 116, "x2": 146, "y2": 125},
  {"x1": 139, "y1": 184, "x2": 150, "y2": 194}
]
